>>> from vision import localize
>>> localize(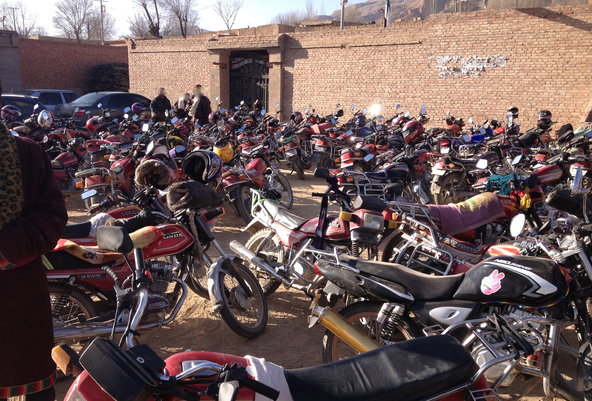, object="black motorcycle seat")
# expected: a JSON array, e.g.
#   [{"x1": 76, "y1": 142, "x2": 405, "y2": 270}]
[
  {"x1": 62, "y1": 222, "x2": 92, "y2": 239},
  {"x1": 261, "y1": 200, "x2": 309, "y2": 230},
  {"x1": 44, "y1": 250, "x2": 113, "y2": 271},
  {"x1": 364, "y1": 171, "x2": 391, "y2": 182},
  {"x1": 340, "y1": 255, "x2": 464, "y2": 301},
  {"x1": 285, "y1": 335, "x2": 477, "y2": 401}
]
